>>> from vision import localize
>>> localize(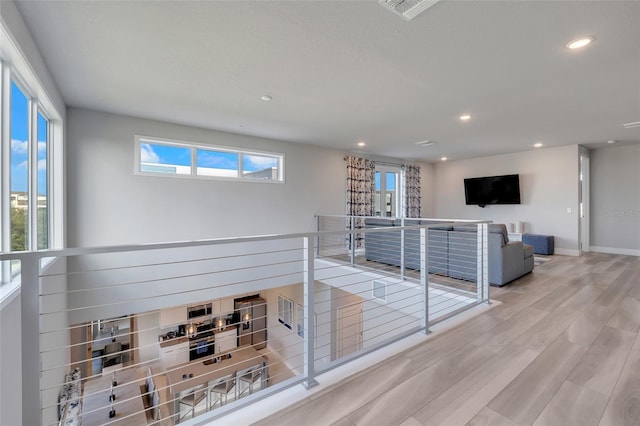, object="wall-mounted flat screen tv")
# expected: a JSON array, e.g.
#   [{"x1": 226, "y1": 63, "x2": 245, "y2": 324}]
[{"x1": 464, "y1": 174, "x2": 521, "y2": 207}]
